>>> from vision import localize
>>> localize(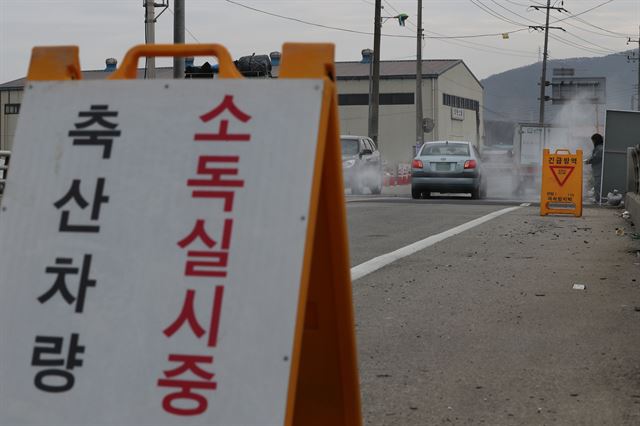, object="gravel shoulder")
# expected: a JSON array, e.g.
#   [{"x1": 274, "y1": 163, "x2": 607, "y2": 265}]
[{"x1": 351, "y1": 206, "x2": 640, "y2": 425}]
